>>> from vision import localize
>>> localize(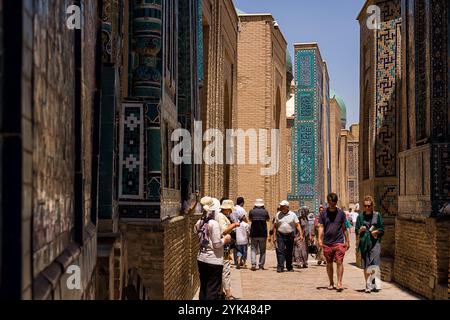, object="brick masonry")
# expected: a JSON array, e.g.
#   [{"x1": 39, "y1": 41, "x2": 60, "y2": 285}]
[
  {"x1": 123, "y1": 213, "x2": 200, "y2": 300},
  {"x1": 394, "y1": 216, "x2": 450, "y2": 300},
  {"x1": 27, "y1": 0, "x2": 98, "y2": 299},
  {"x1": 235, "y1": 14, "x2": 288, "y2": 217}
]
